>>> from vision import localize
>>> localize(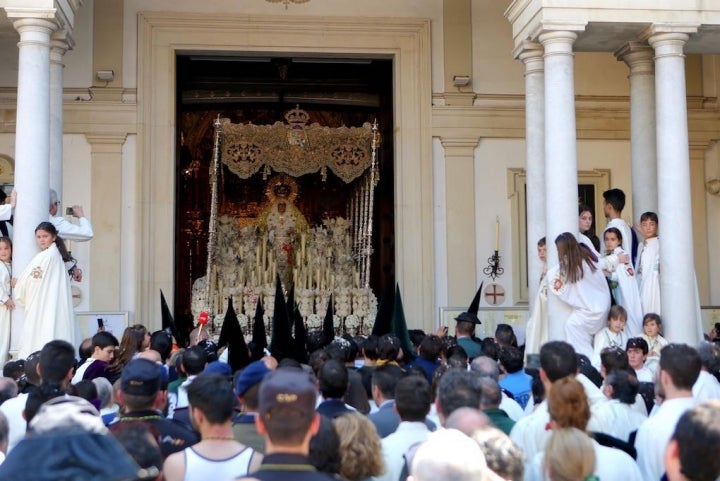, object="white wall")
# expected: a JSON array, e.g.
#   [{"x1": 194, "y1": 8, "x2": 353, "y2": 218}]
[{"x1": 122, "y1": 0, "x2": 445, "y2": 92}]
